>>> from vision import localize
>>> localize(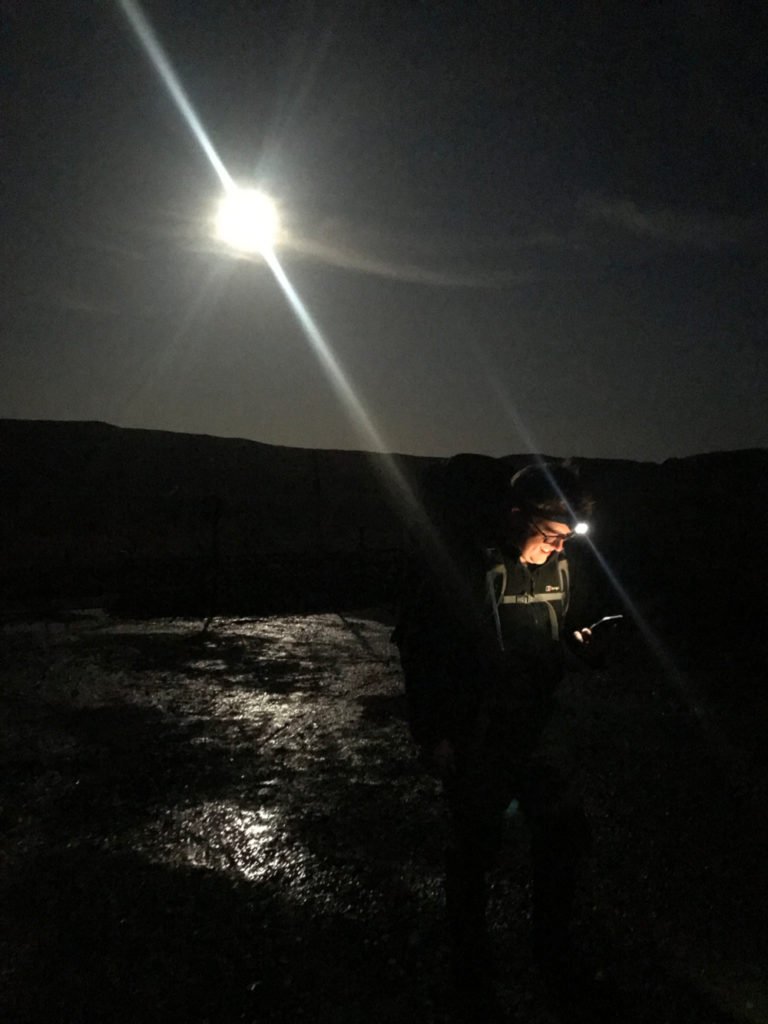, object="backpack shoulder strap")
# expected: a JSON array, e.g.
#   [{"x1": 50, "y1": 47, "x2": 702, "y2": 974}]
[{"x1": 496, "y1": 555, "x2": 569, "y2": 641}]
